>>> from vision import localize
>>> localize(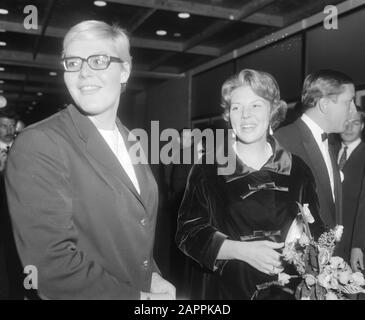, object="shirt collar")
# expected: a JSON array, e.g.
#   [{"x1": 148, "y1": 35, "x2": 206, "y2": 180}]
[
  {"x1": 341, "y1": 137, "x2": 362, "y2": 153},
  {"x1": 301, "y1": 113, "x2": 327, "y2": 146},
  {"x1": 0, "y1": 140, "x2": 12, "y2": 150},
  {"x1": 216, "y1": 135, "x2": 292, "y2": 182}
]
